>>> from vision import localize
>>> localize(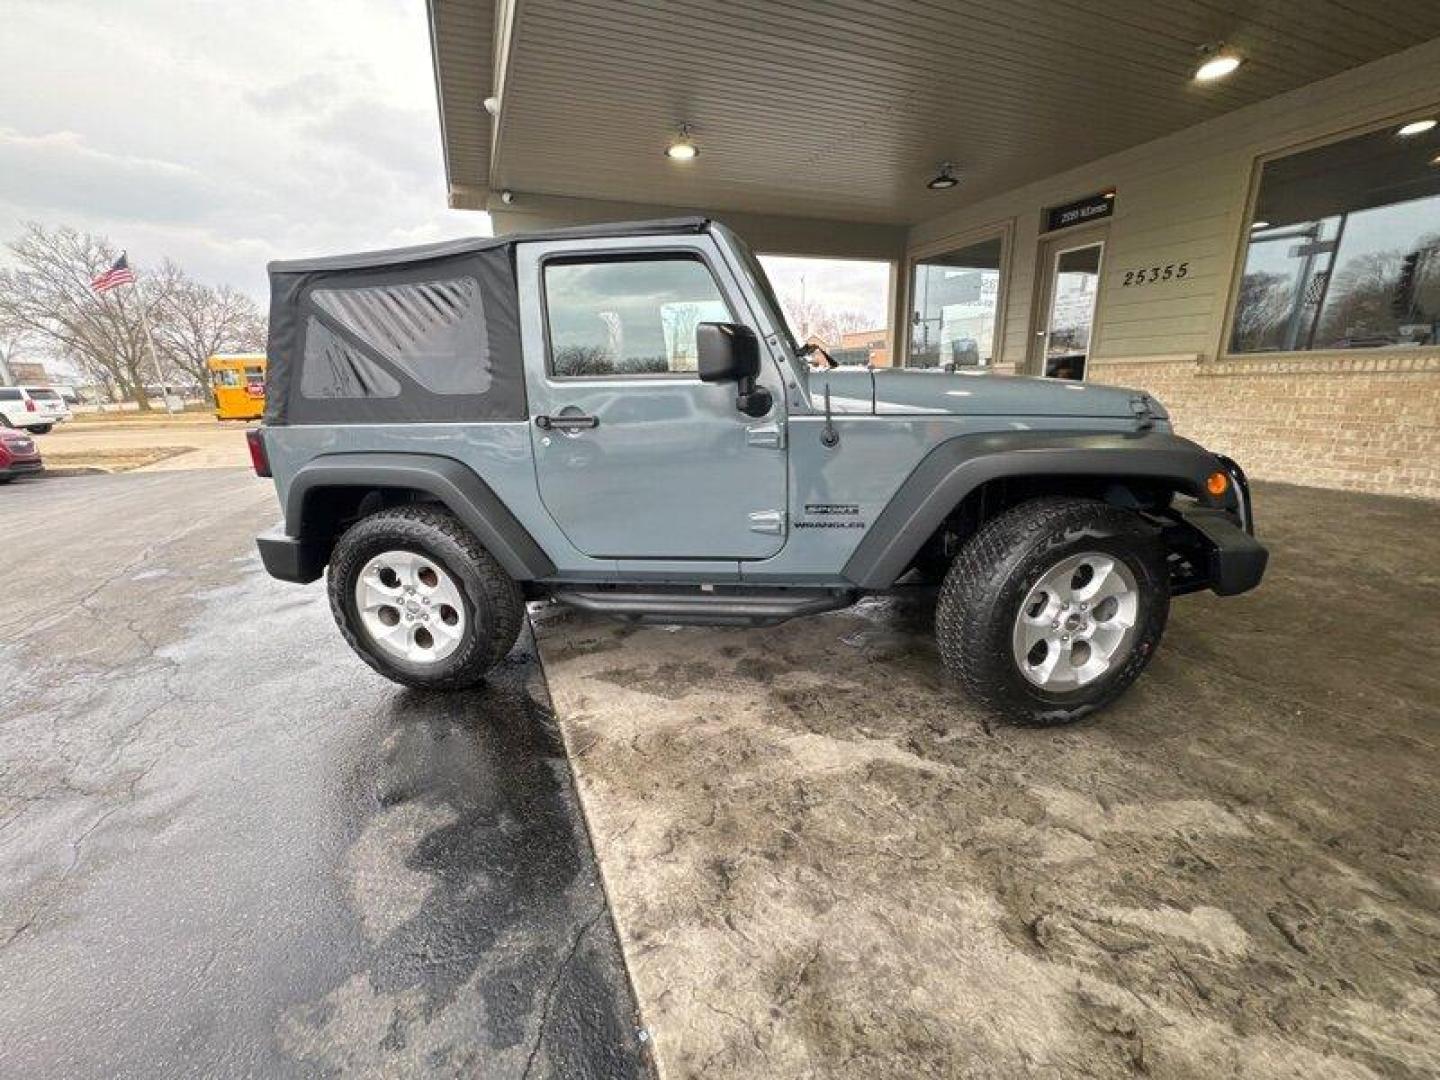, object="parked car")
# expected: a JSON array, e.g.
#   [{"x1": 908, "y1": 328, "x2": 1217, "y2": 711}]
[
  {"x1": 0, "y1": 427, "x2": 43, "y2": 482},
  {"x1": 0, "y1": 386, "x2": 71, "y2": 433},
  {"x1": 248, "y1": 217, "x2": 1266, "y2": 724}
]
